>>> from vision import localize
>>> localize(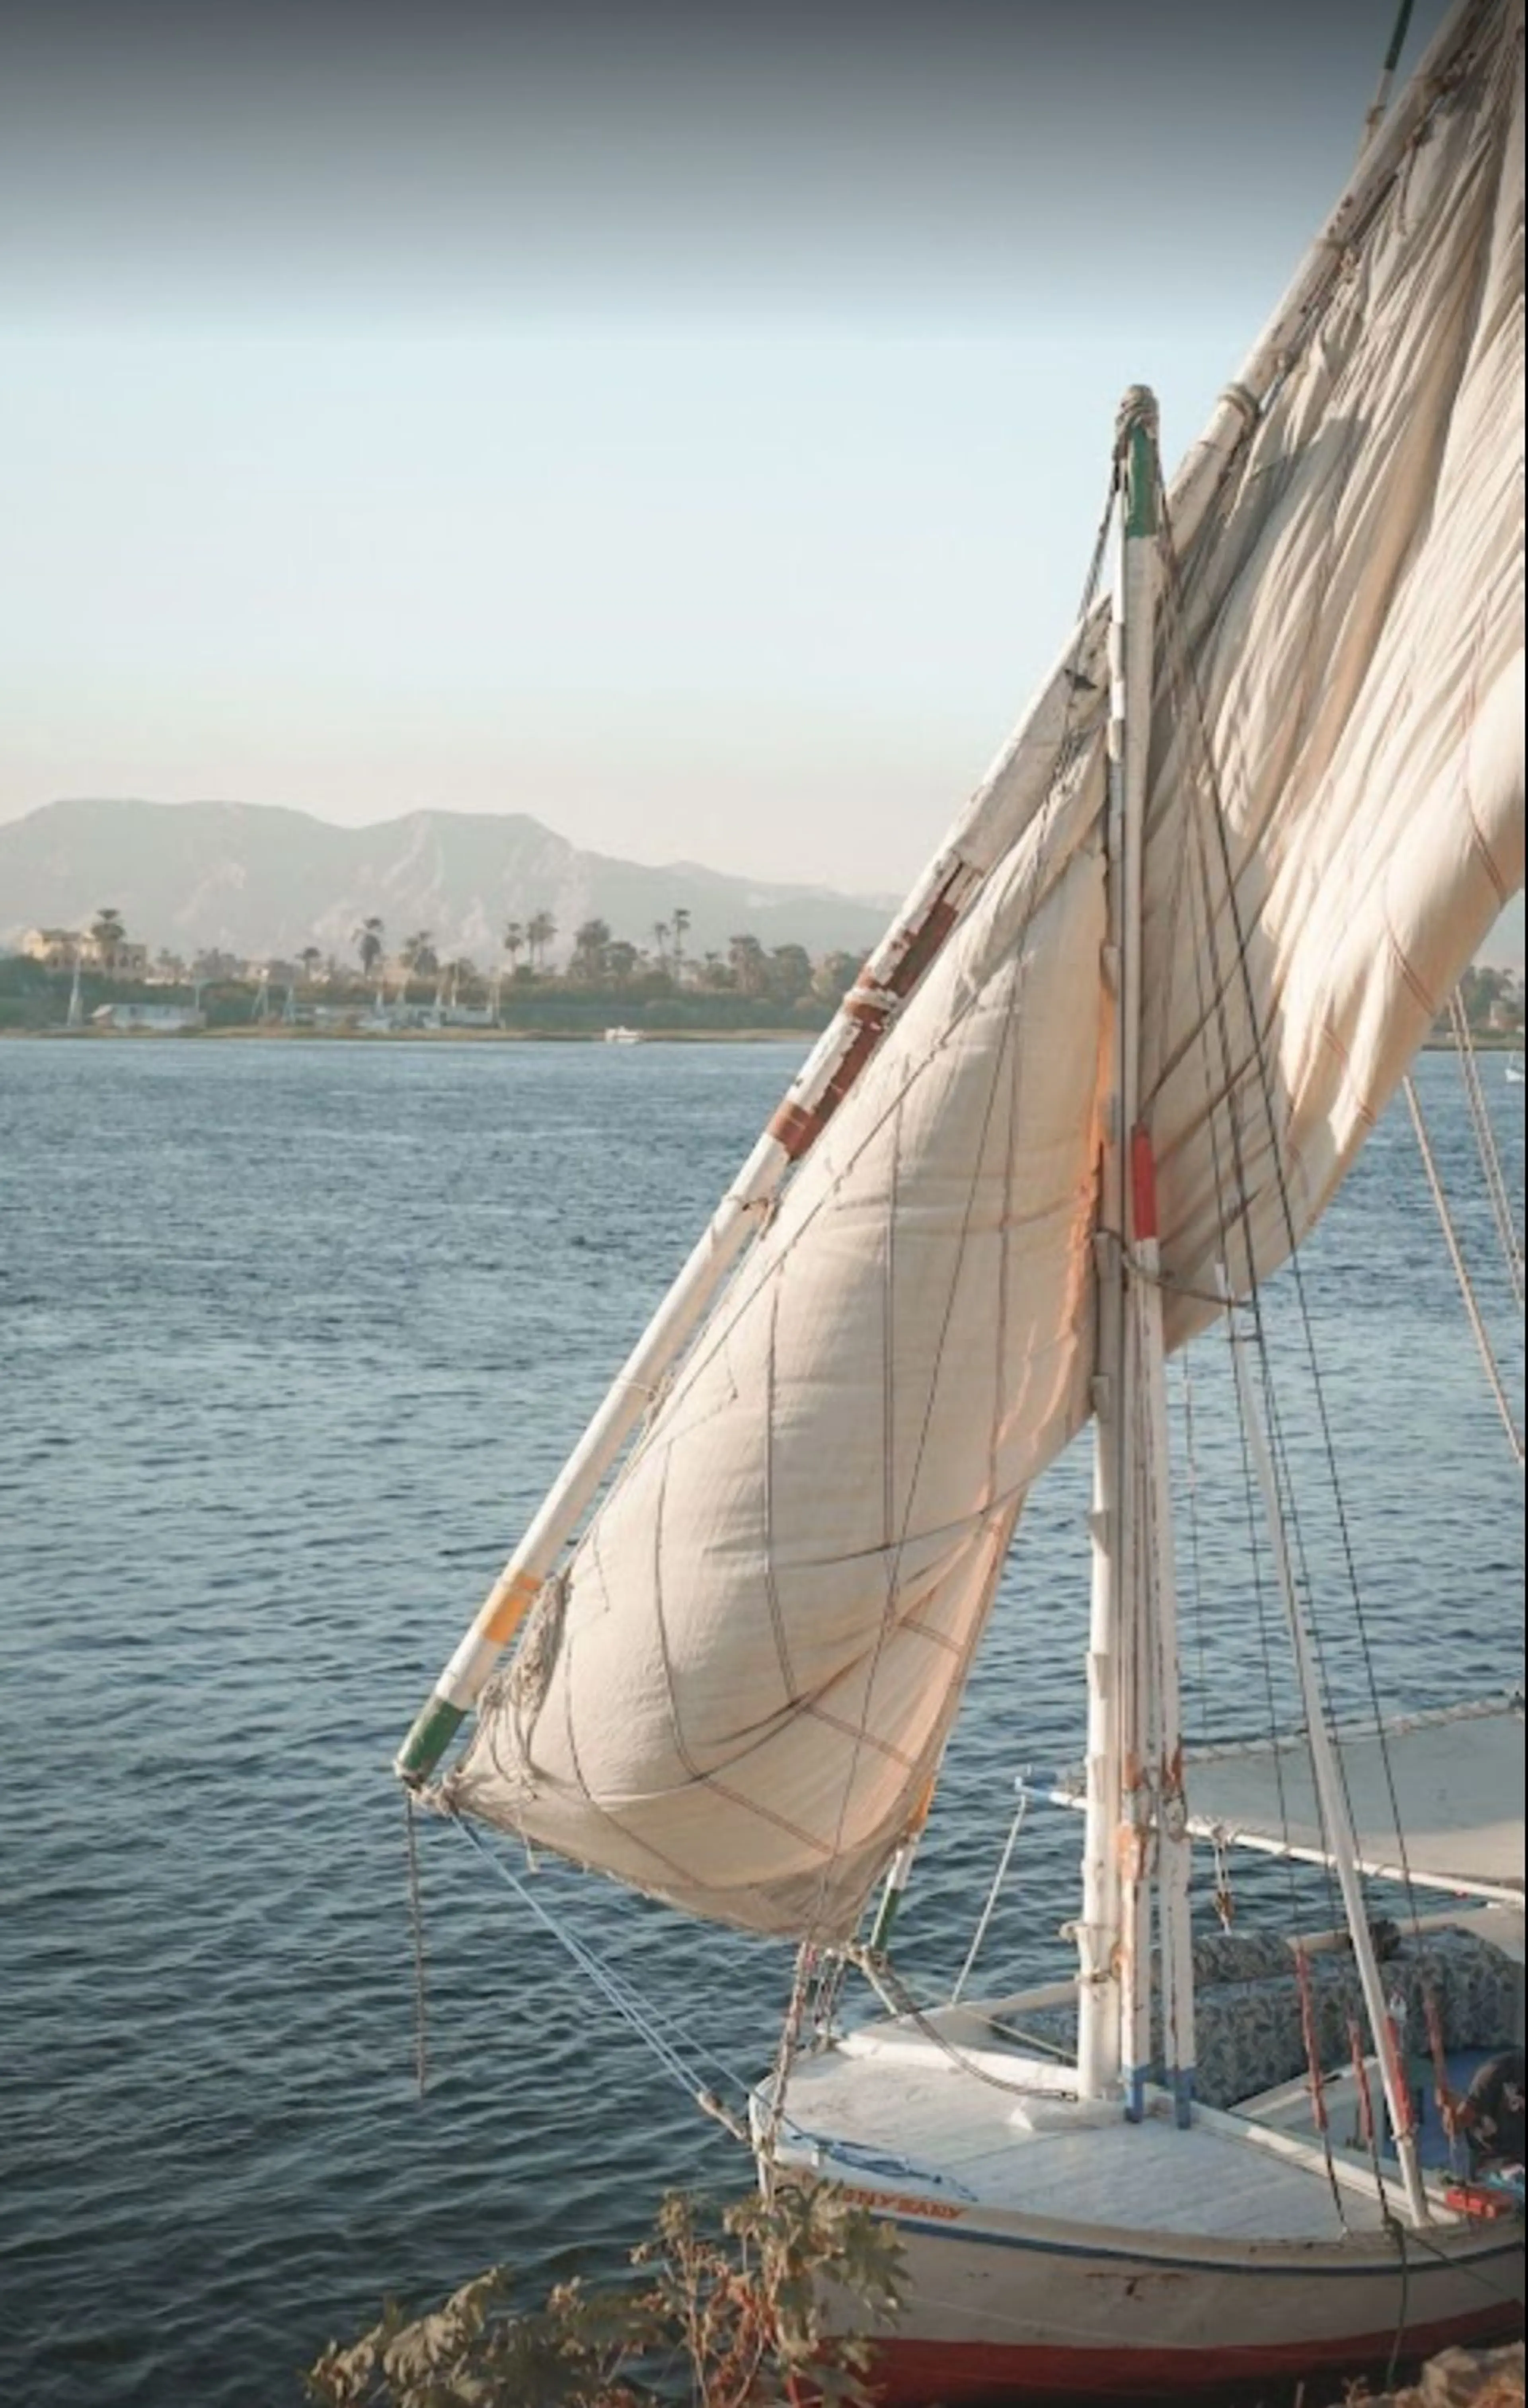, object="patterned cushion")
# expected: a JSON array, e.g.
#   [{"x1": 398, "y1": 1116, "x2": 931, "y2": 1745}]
[{"x1": 993, "y1": 1928, "x2": 1519, "y2": 2111}]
